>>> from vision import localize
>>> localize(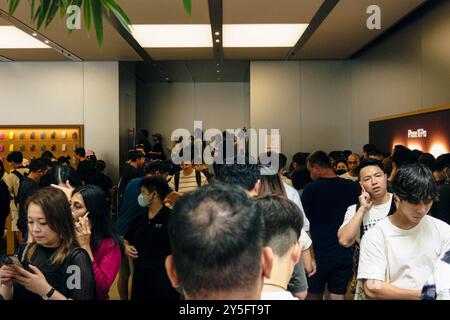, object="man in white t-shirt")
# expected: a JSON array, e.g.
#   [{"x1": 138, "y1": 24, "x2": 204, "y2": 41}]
[
  {"x1": 358, "y1": 164, "x2": 450, "y2": 299},
  {"x1": 339, "y1": 158, "x2": 395, "y2": 247},
  {"x1": 253, "y1": 195, "x2": 304, "y2": 300},
  {"x1": 340, "y1": 153, "x2": 360, "y2": 182}
]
